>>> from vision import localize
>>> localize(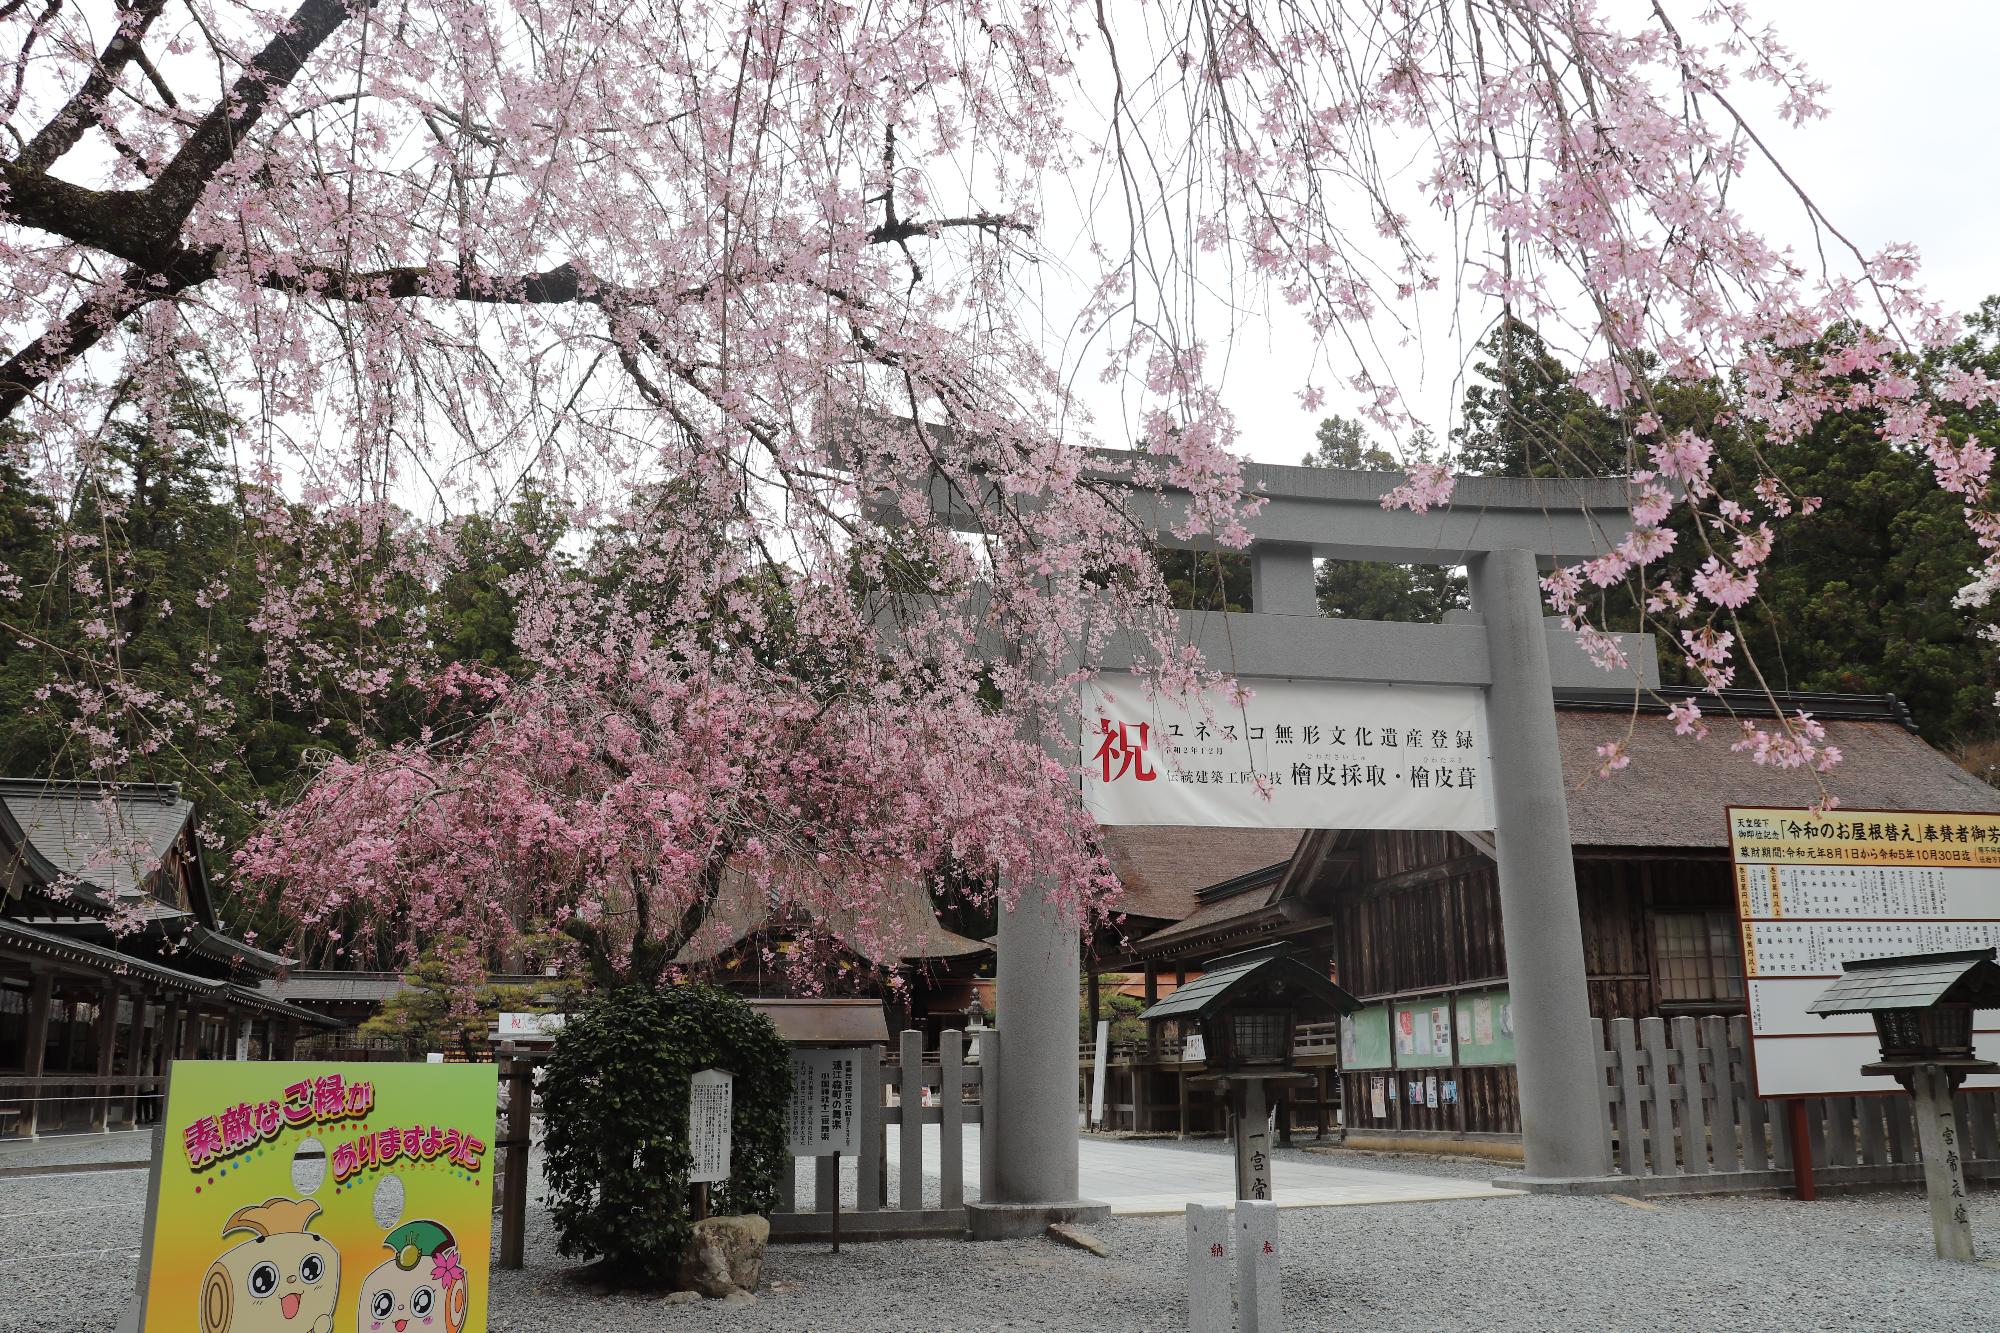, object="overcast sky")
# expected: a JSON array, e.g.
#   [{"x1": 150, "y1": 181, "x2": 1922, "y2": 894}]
[{"x1": 1167, "y1": 0, "x2": 2000, "y2": 468}]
